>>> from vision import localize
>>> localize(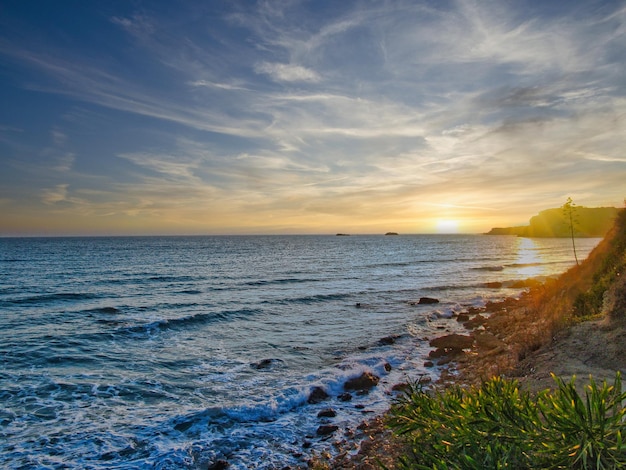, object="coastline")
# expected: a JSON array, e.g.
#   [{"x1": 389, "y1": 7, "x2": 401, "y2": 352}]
[{"x1": 315, "y1": 215, "x2": 626, "y2": 468}]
